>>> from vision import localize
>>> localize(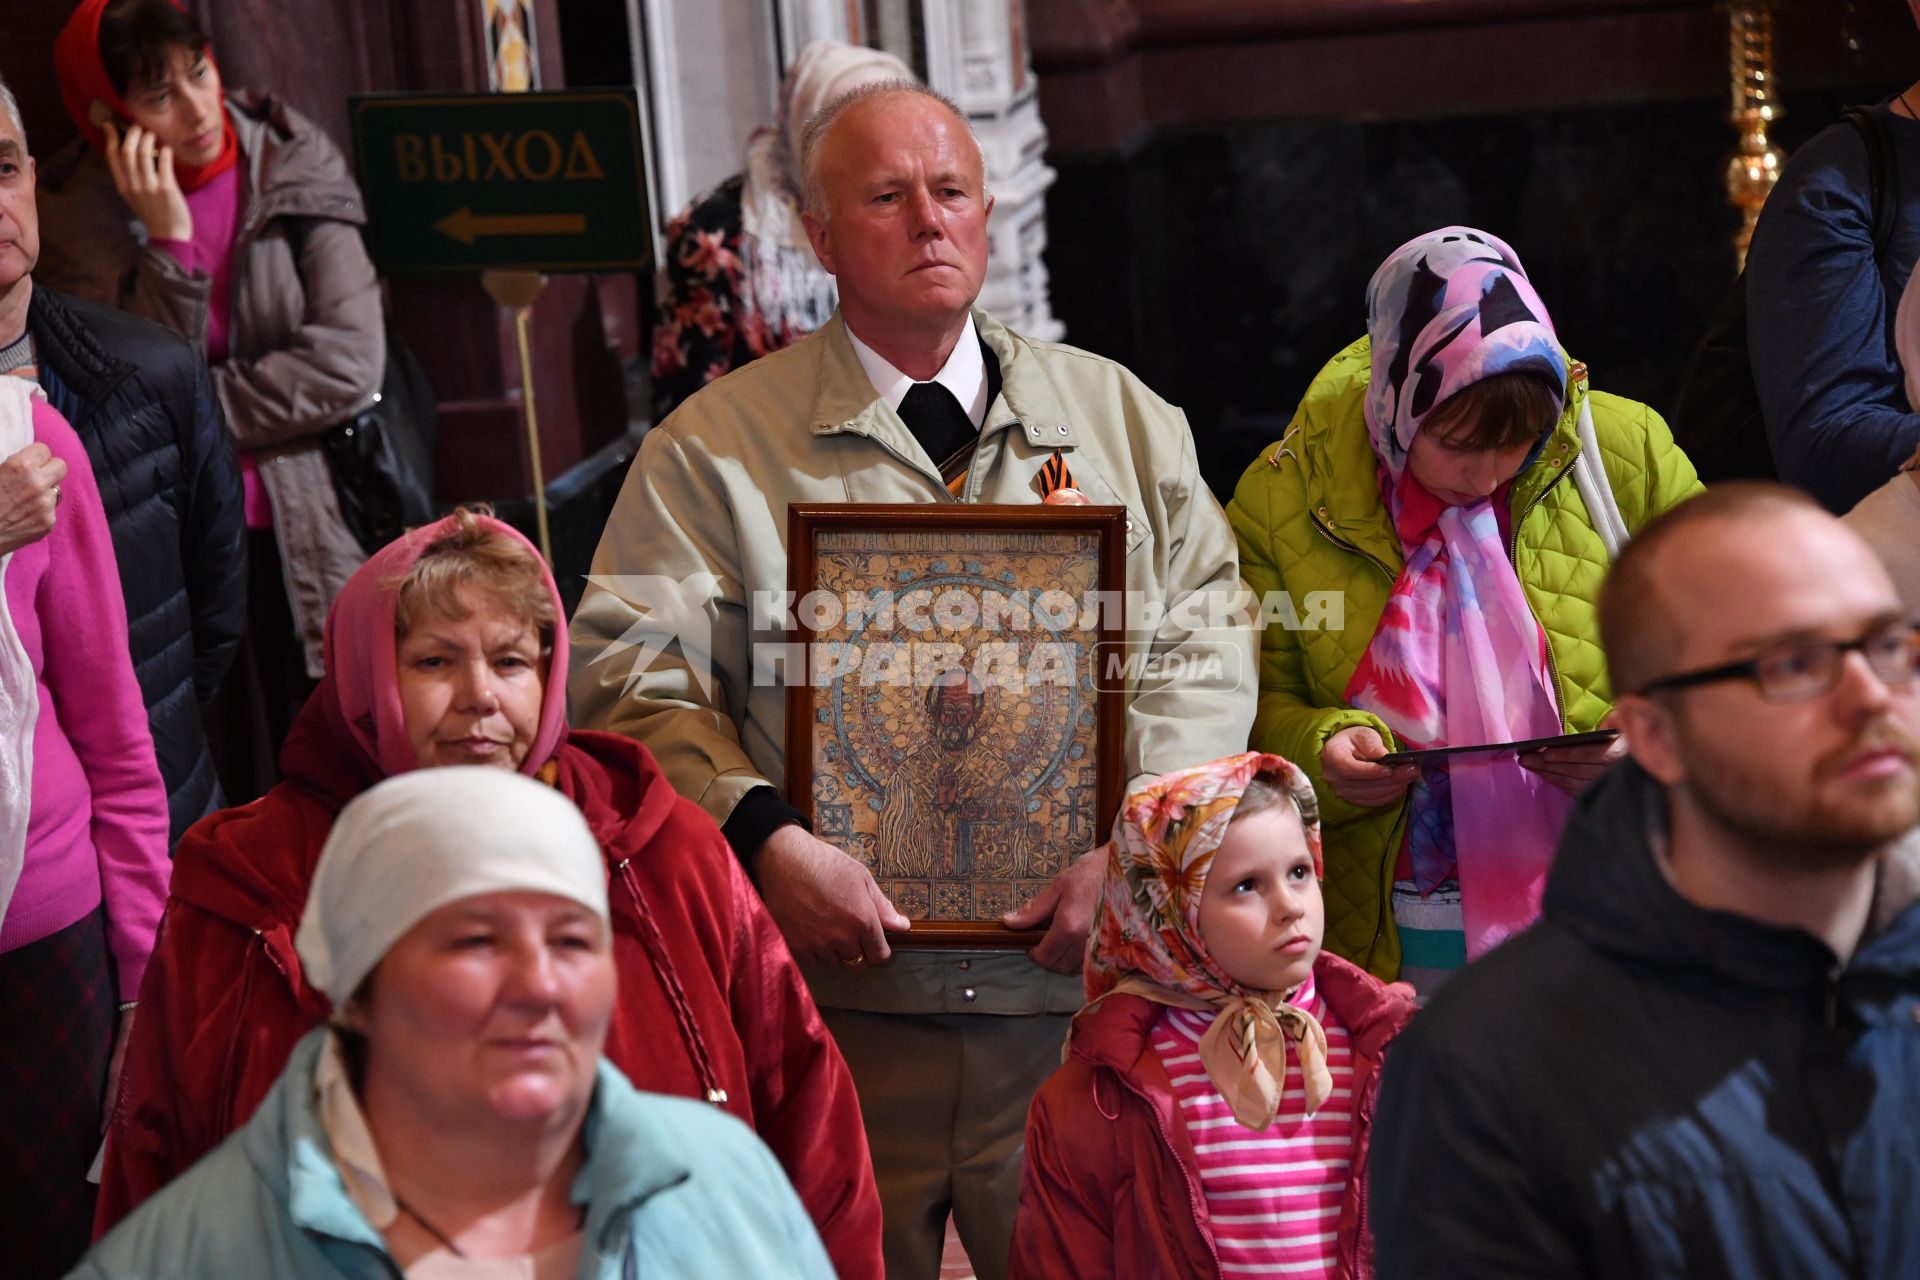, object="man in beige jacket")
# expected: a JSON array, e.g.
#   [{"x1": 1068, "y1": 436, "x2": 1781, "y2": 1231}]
[{"x1": 571, "y1": 80, "x2": 1253, "y2": 1280}]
